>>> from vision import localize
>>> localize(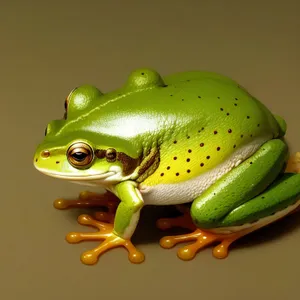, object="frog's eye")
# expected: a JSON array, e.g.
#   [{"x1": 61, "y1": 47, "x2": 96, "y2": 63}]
[
  {"x1": 105, "y1": 148, "x2": 117, "y2": 162},
  {"x1": 67, "y1": 142, "x2": 93, "y2": 168}
]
